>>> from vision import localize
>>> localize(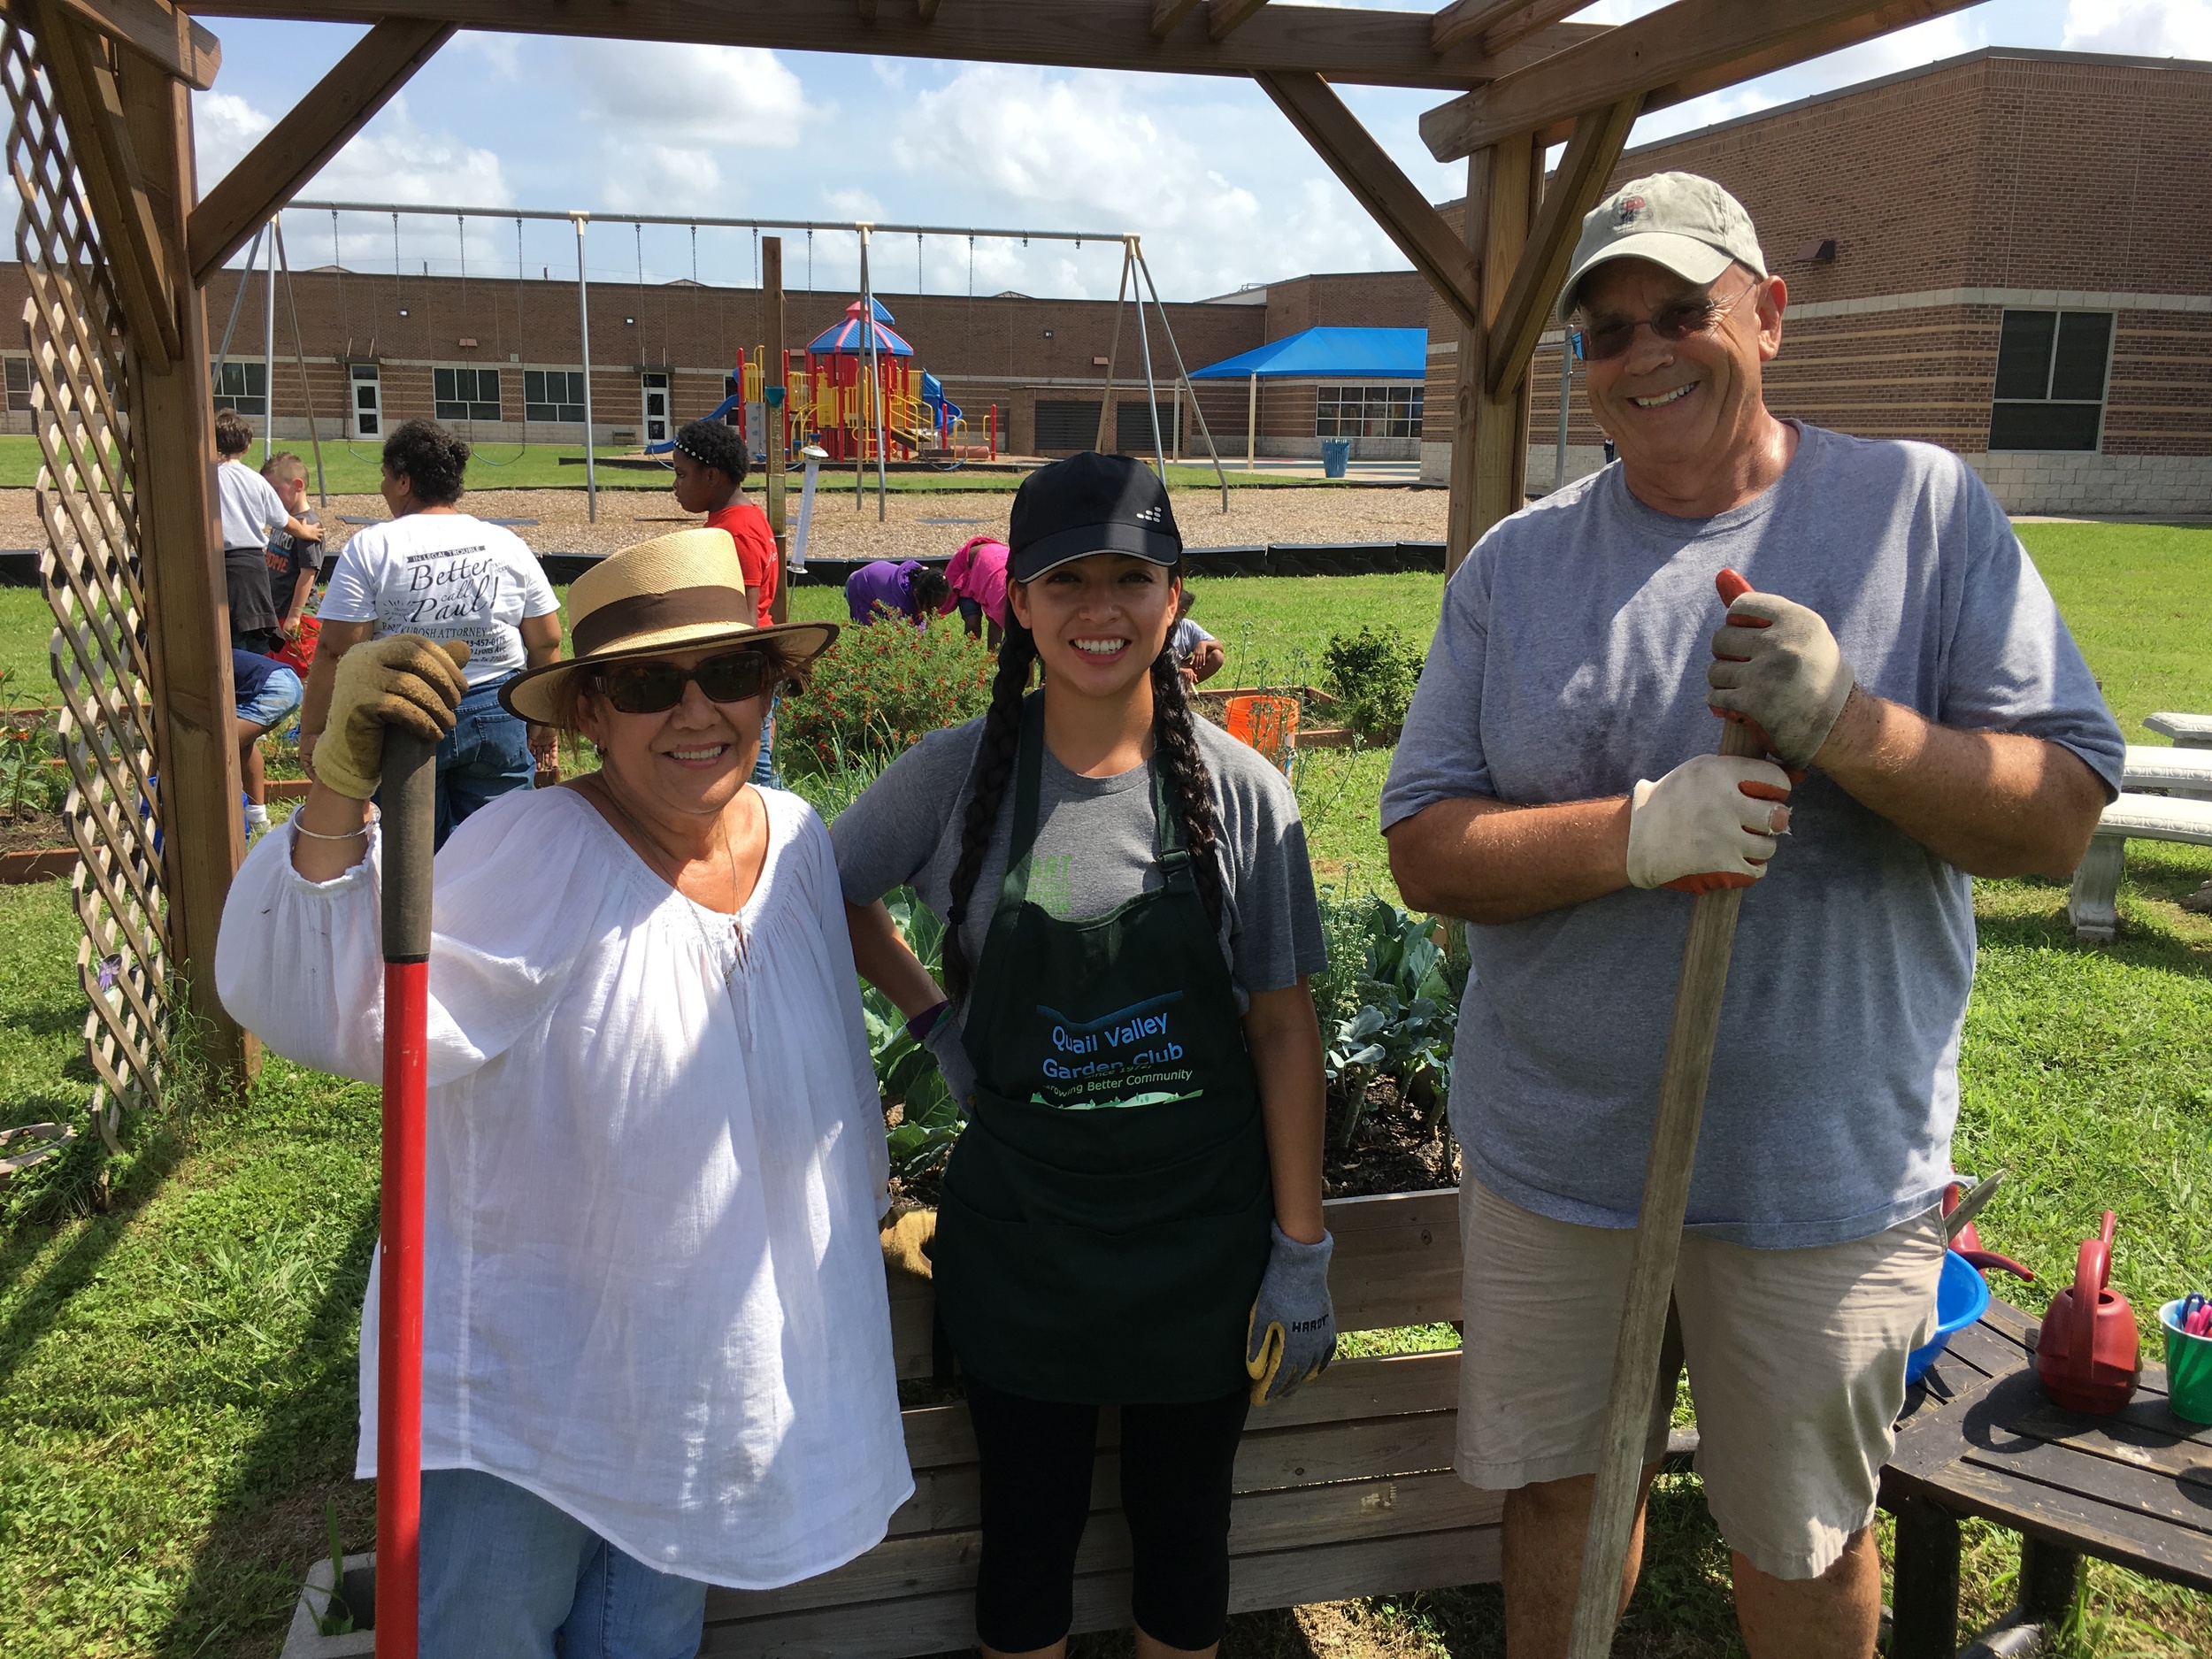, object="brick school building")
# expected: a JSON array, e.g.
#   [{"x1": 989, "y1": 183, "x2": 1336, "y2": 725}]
[{"x1": 1426, "y1": 46, "x2": 2212, "y2": 516}]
